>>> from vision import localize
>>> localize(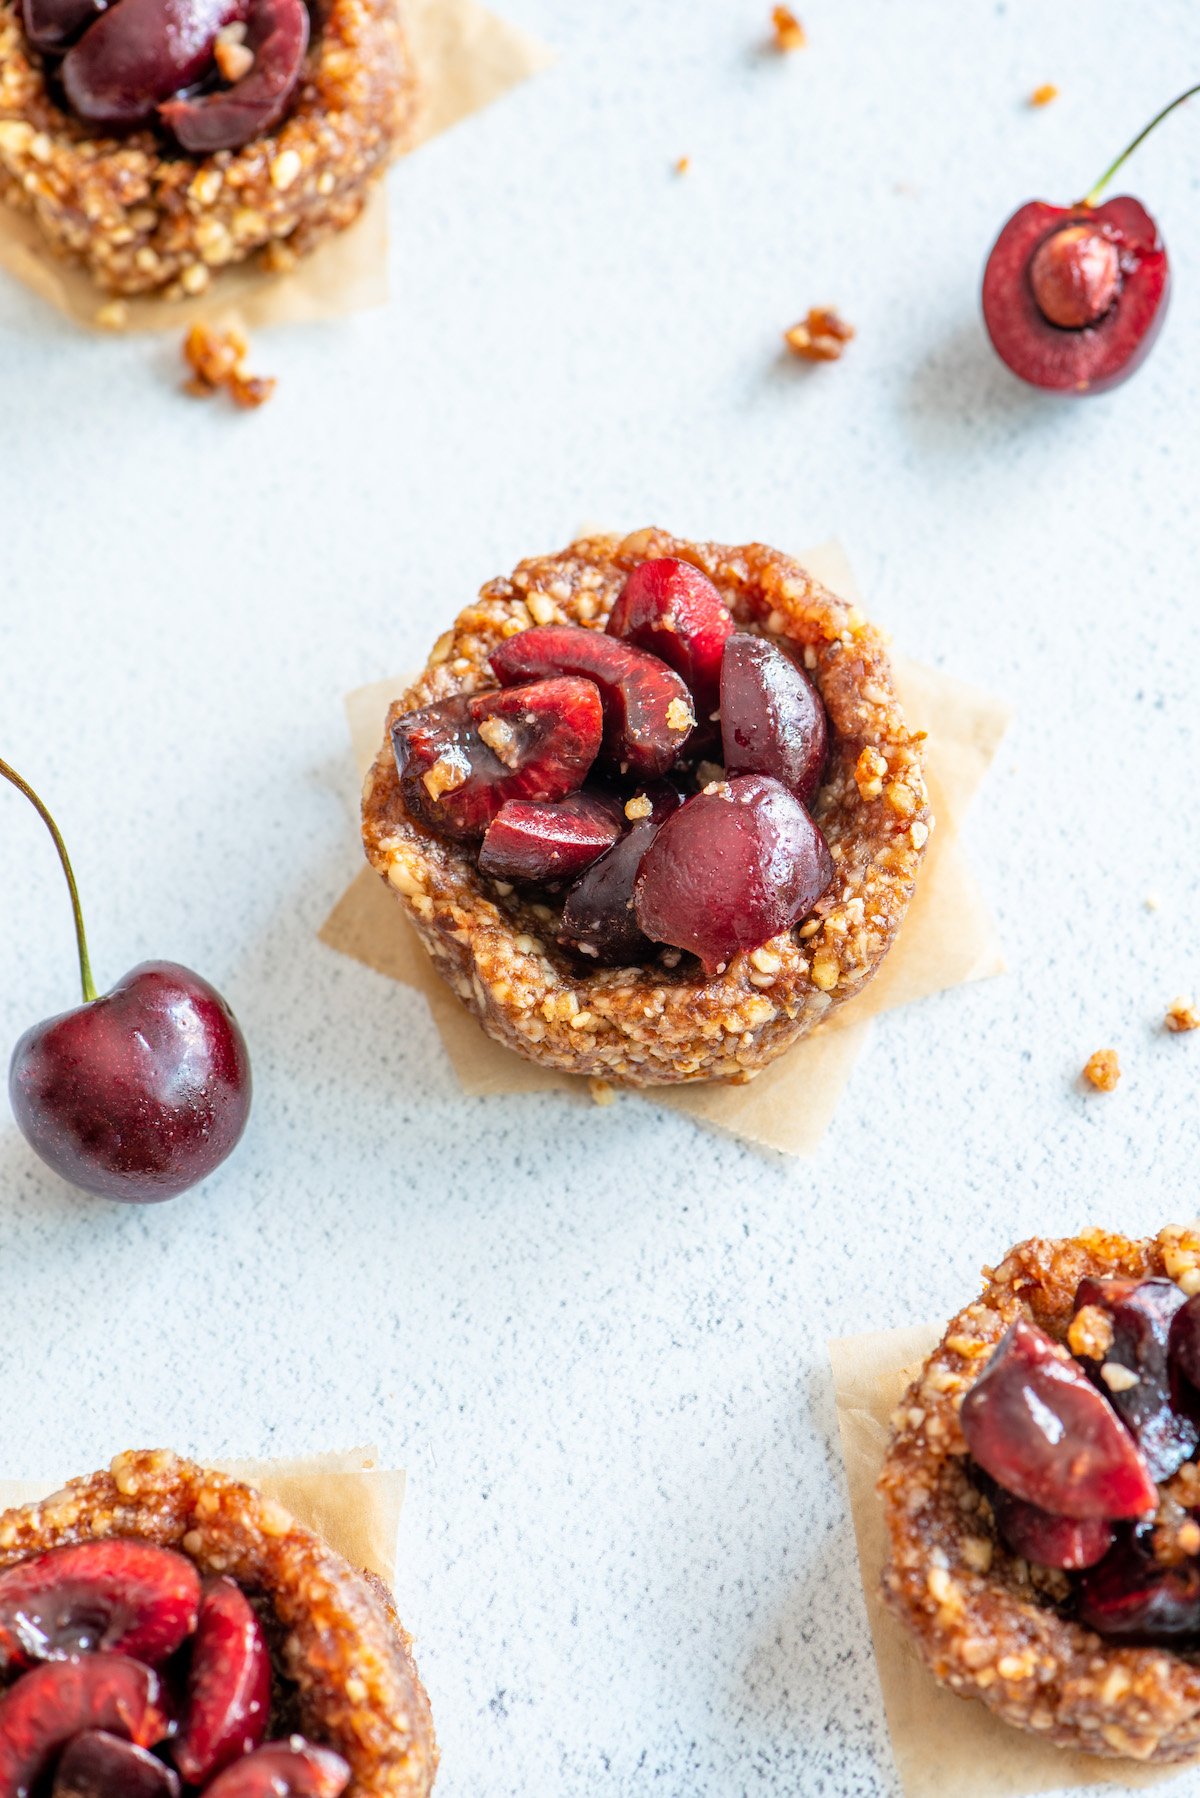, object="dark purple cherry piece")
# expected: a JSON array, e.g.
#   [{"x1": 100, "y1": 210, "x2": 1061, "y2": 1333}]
[
  {"x1": 606, "y1": 558, "x2": 733, "y2": 723},
  {"x1": 392, "y1": 679, "x2": 603, "y2": 843},
  {"x1": 1077, "y1": 1532, "x2": 1200, "y2": 1645},
  {"x1": 1170, "y1": 1292, "x2": 1200, "y2": 1393},
  {"x1": 557, "y1": 784, "x2": 681, "y2": 966},
  {"x1": 0, "y1": 1540, "x2": 200, "y2": 1669},
  {"x1": 53, "y1": 1730, "x2": 180, "y2": 1798},
  {"x1": 633, "y1": 773, "x2": 833, "y2": 973},
  {"x1": 1073, "y1": 1276, "x2": 1197, "y2": 1482},
  {"x1": 159, "y1": 0, "x2": 309, "y2": 153},
  {"x1": 20, "y1": 0, "x2": 103, "y2": 55},
  {"x1": 202, "y1": 1739, "x2": 351, "y2": 1798},
  {"x1": 960, "y1": 1318, "x2": 1157, "y2": 1521},
  {"x1": 988, "y1": 1485, "x2": 1114, "y2": 1571},
  {"x1": 478, "y1": 790, "x2": 622, "y2": 884},
  {"x1": 61, "y1": 0, "x2": 249, "y2": 127},
  {"x1": 0, "y1": 1657, "x2": 169, "y2": 1797},
  {"x1": 489, "y1": 624, "x2": 695, "y2": 779},
  {"x1": 719, "y1": 634, "x2": 829, "y2": 805},
  {"x1": 172, "y1": 1577, "x2": 270, "y2": 1785}
]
